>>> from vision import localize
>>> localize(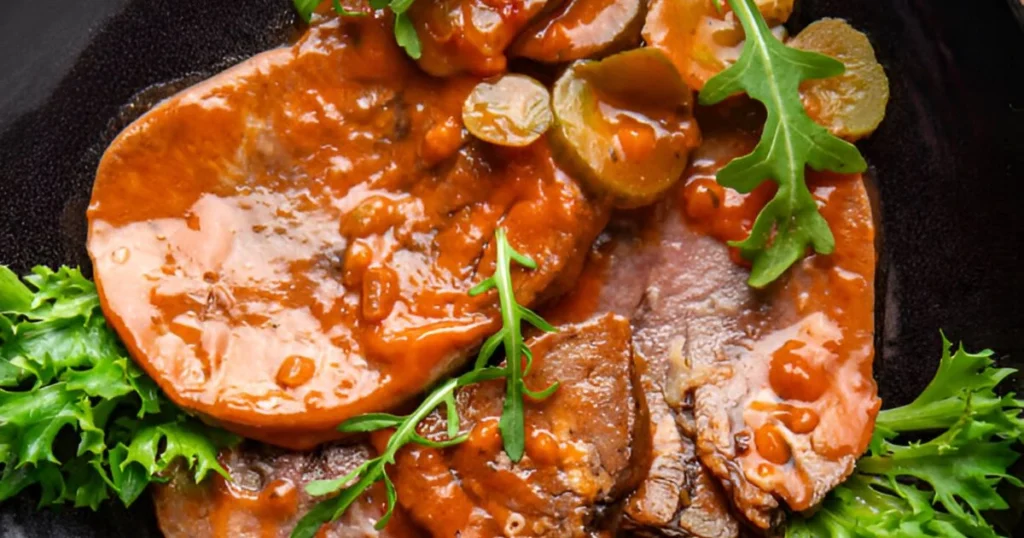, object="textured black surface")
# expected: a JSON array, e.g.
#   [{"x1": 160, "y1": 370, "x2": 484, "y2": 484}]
[{"x1": 0, "y1": 0, "x2": 1022, "y2": 536}]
